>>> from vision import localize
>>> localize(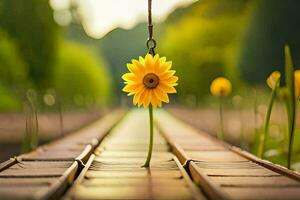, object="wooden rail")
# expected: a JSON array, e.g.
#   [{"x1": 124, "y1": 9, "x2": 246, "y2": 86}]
[
  {"x1": 156, "y1": 111, "x2": 300, "y2": 200},
  {"x1": 0, "y1": 109, "x2": 125, "y2": 200}
]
